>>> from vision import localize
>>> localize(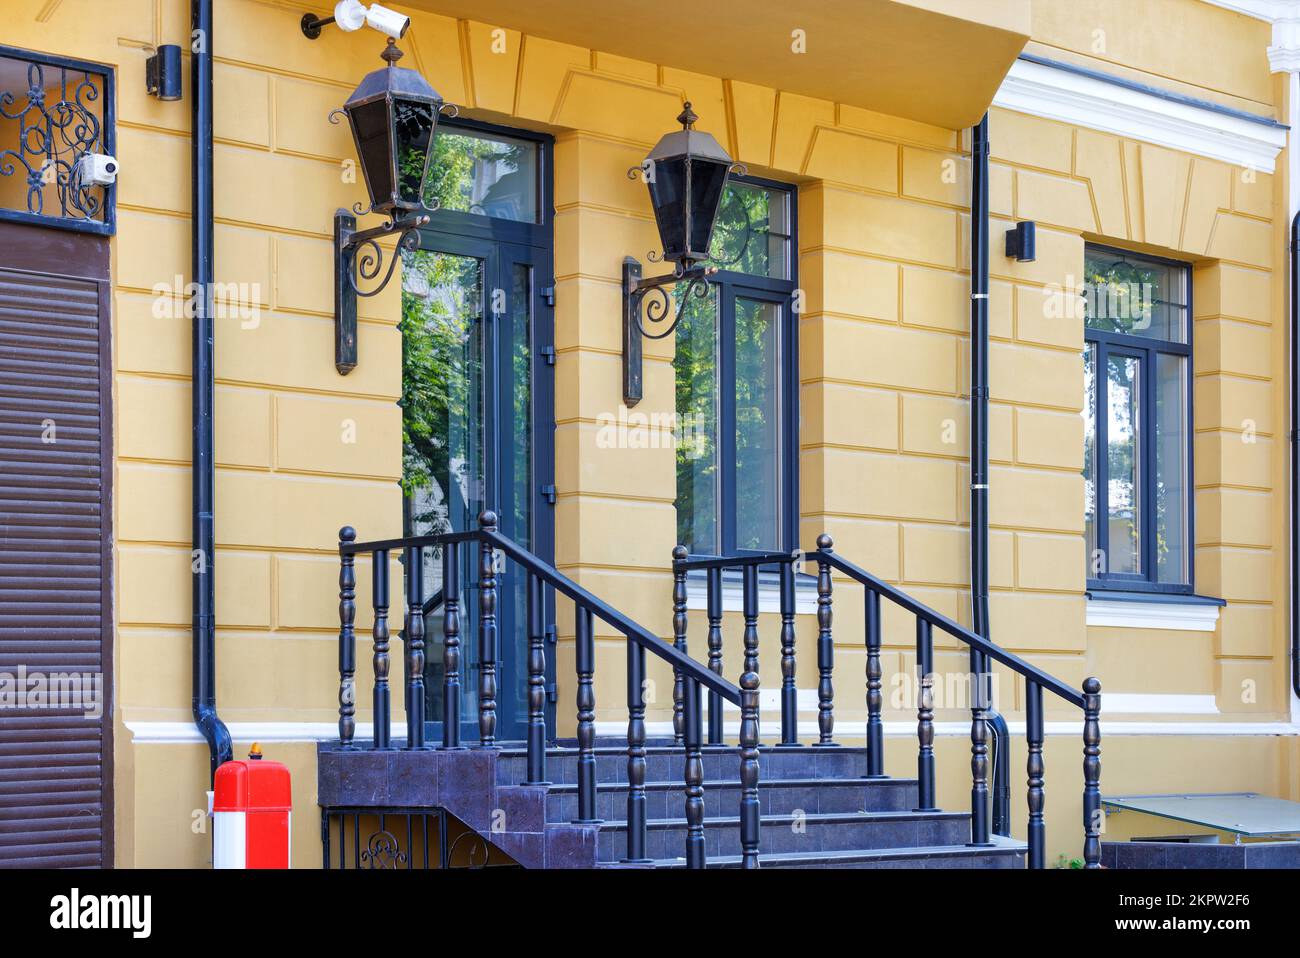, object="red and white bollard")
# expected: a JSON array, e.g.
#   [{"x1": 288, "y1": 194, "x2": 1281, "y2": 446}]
[{"x1": 213, "y1": 743, "x2": 292, "y2": 868}]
